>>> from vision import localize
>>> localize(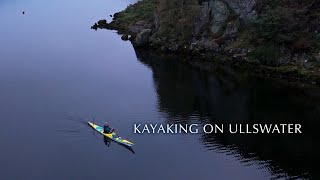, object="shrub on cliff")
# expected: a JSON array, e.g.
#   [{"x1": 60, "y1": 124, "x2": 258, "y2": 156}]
[
  {"x1": 109, "y1": 0, "x2": 156, "y2": 31},
  {"x1": 250, "y1": 42, "x2": 281, "y2": 66},
  {"x1": 250, "y1": 0, "x2": 319, "y2": 65},
  {"x1": 155, "y1": 0, "x2": 201, "y2": 43},
  {"x1": 254, "y1": 0, "x2": 315, "y2": 51}
]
